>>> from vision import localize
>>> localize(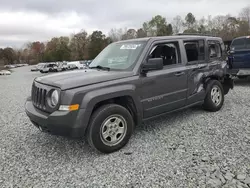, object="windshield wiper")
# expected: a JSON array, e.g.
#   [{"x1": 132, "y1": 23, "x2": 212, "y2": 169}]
[{"x1": 89, "y1": 65, "x2": 110, "y2": 71}]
